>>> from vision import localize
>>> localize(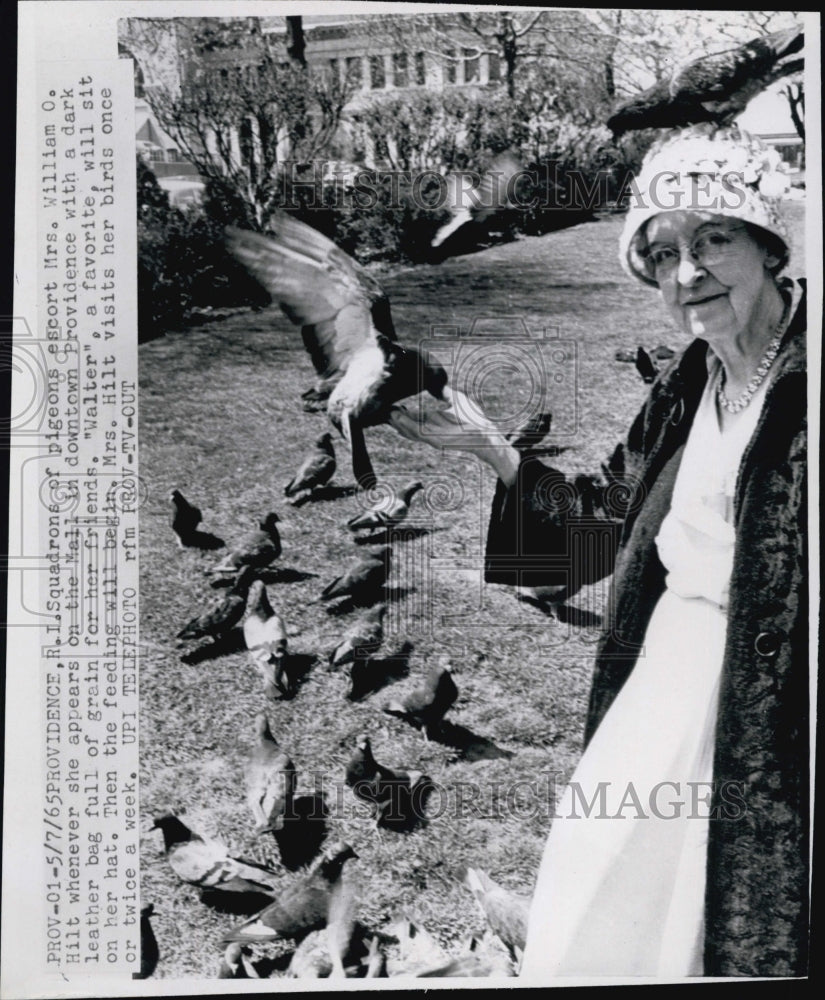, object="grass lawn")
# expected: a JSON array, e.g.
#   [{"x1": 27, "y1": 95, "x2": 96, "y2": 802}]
[{"x1": 138, "y1": 200, "x2": 805, "y2": 978}]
